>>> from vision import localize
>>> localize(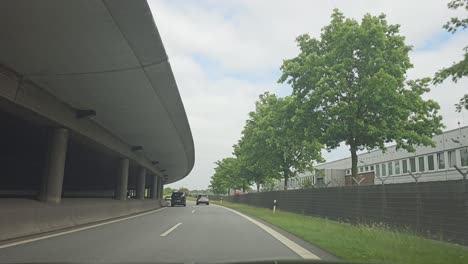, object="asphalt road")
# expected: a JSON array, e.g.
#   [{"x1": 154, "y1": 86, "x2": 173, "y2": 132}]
[{"x1": 0, "y1": 201, "x2": 332, "y2": 263}]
